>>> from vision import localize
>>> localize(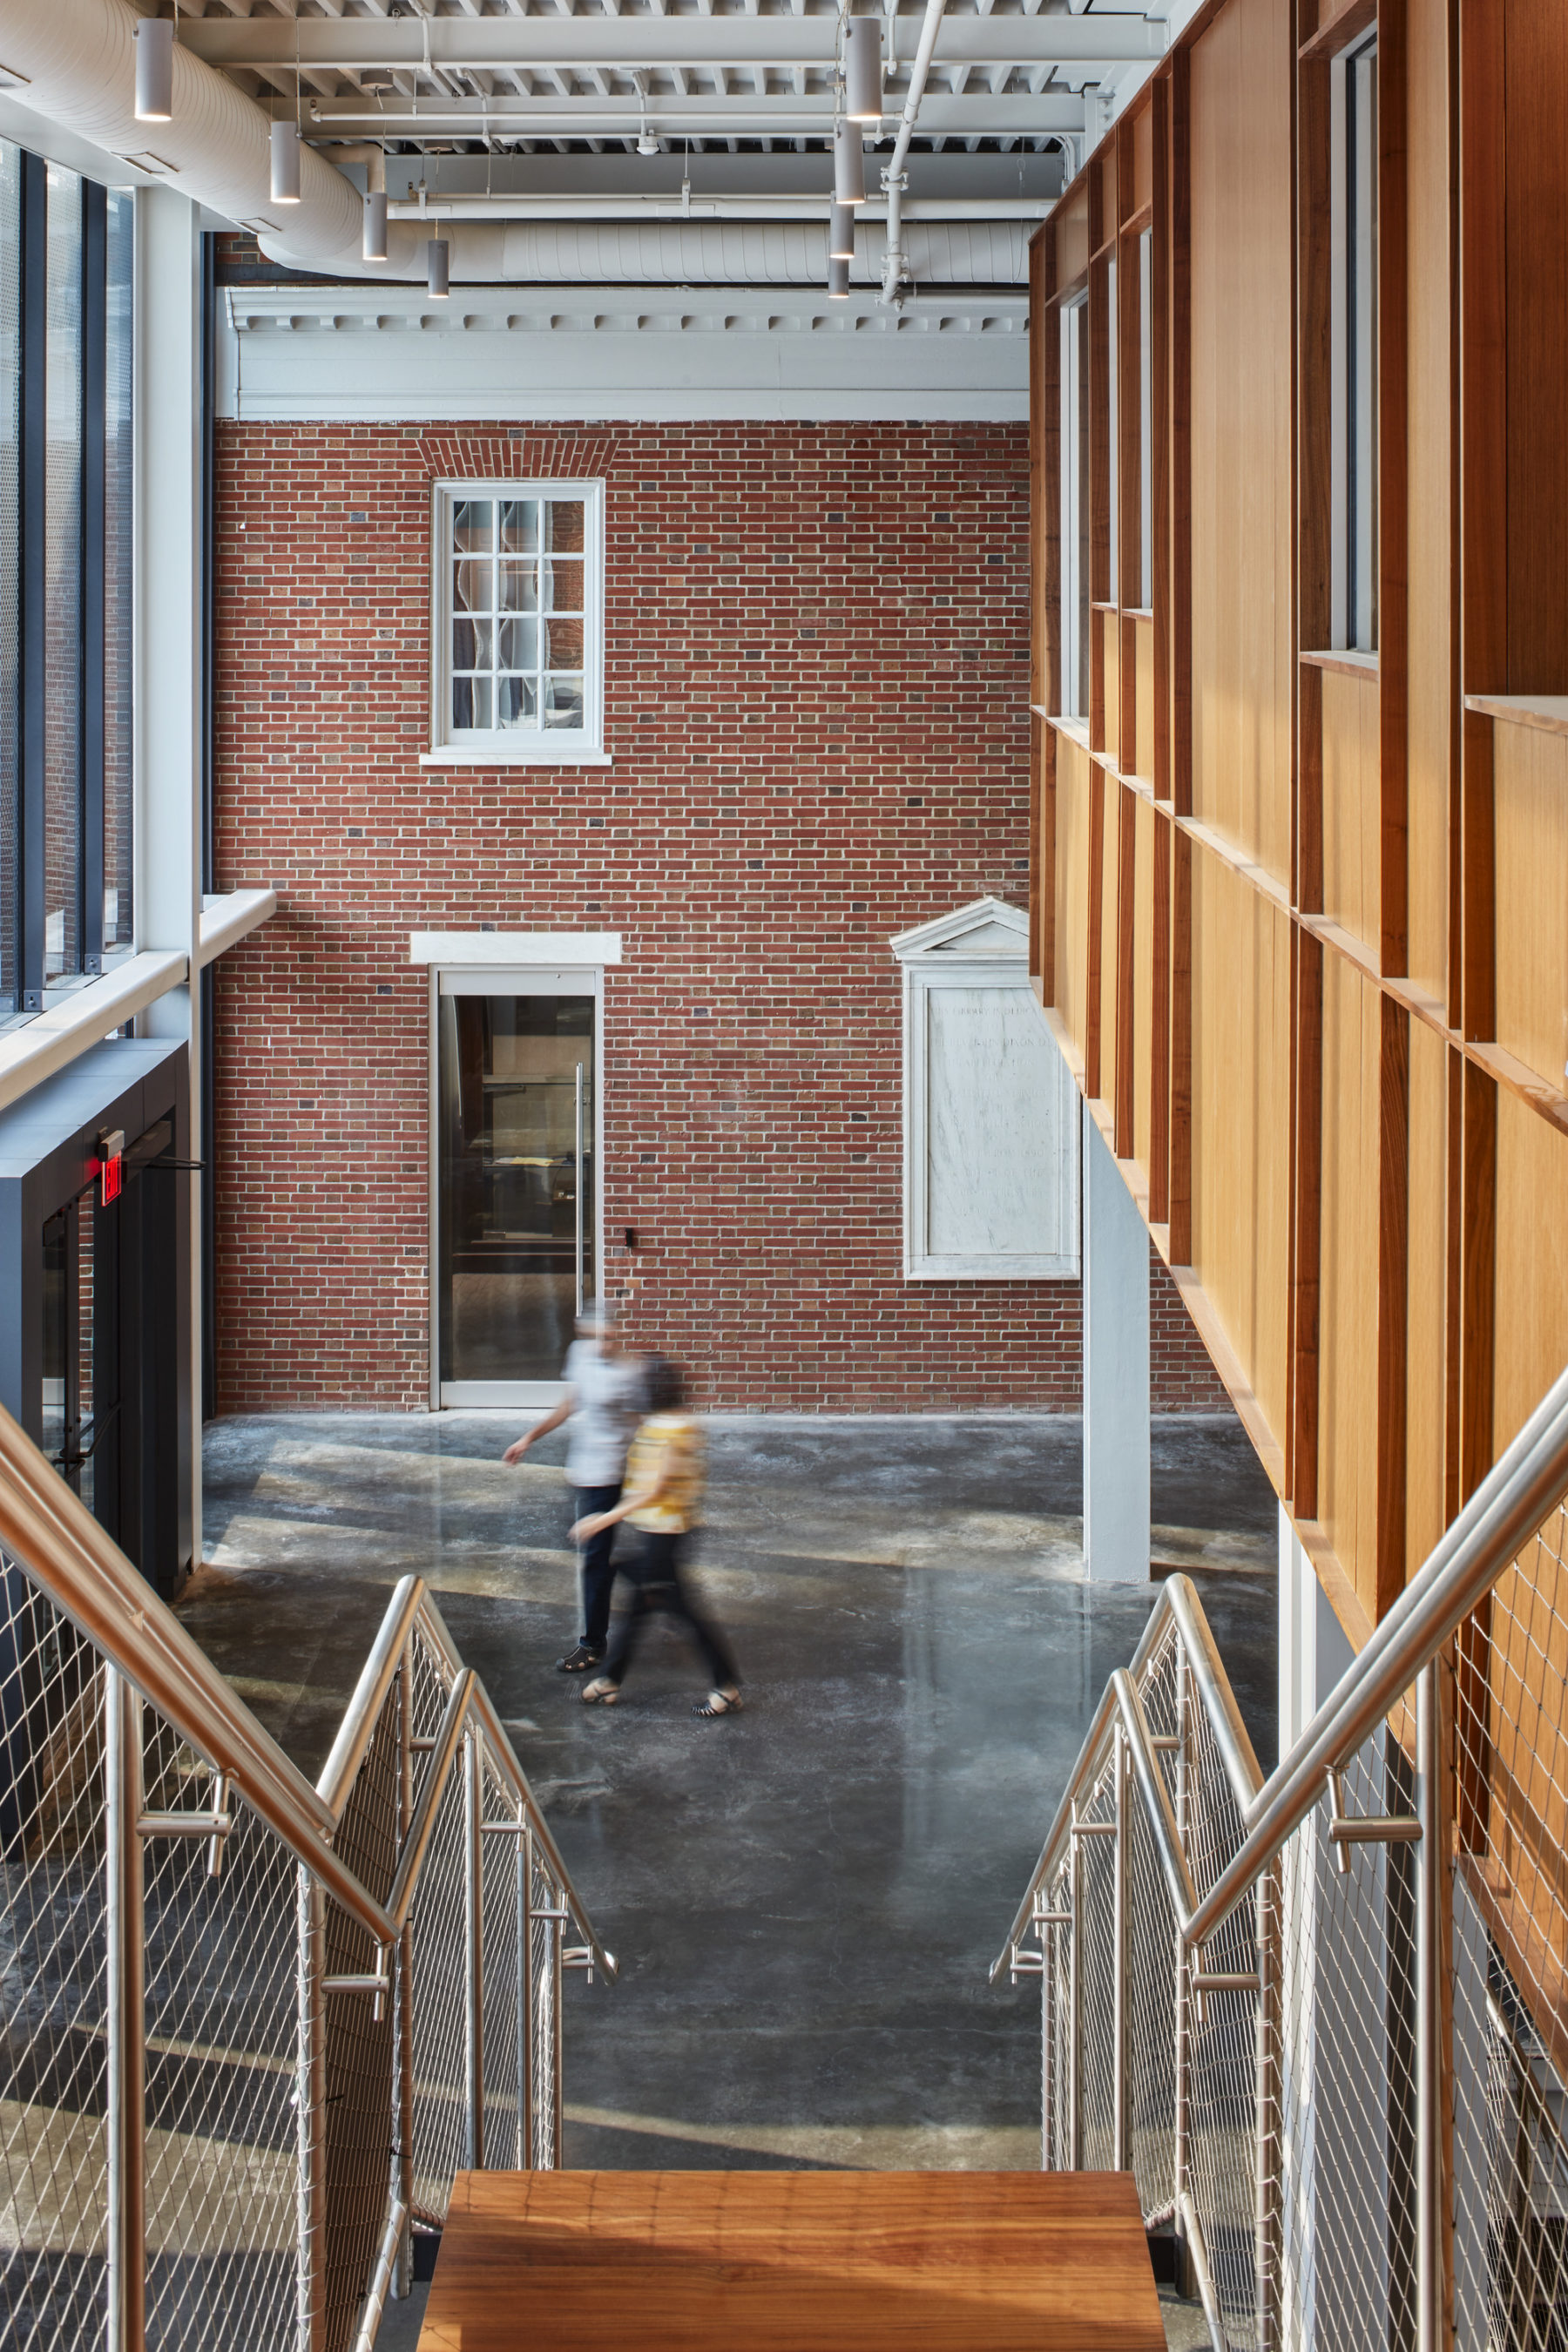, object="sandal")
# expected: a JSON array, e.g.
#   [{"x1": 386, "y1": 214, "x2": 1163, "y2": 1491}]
[
  {"x1": 556, "y1": 1644, "x2": 604, "y2": 1674},
  {"x1": 581, "y1": 1678, "x2": 620, "y2": 1706},
  {"x1": 693, "y1": 1688, "x2": 743, "y2": 1719}
]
